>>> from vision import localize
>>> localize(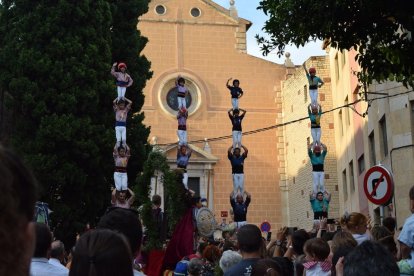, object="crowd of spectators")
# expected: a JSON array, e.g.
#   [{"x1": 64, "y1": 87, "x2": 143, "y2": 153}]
[{"x1": 1, "y1": 145, "x2": 414, "y2": 276}]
